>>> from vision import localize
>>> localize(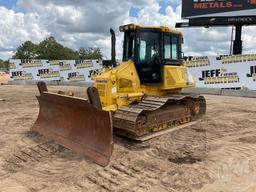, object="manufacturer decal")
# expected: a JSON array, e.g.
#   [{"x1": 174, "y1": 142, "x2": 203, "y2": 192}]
[
  {"x1": 247, "y1": 66, "x2": 256, "y2": 82},
  {"x1": 67, "y1": 72, "x2": 85, "y2": 81},
  {"x1": 74, "y1": 60, "x2": 93, "y2": 69},
  {"x1": 59, "y1": 62, "x2": 71, "y2": 71},
  {"x1": 199, "y1": 68, "x2": 239, "y2": 84},
  {"x1": 11, "y1": 71, "x2": 33, "y2": 80},
  {"x1": 20, "y1": 59, "x2": 42, "y2": 68},
  {"x1": 37, "y1": 68, "x2": 60, "y2": 78},
  {"x1": 49, "y1": 60, "x2": 60, "y2": 66}
]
